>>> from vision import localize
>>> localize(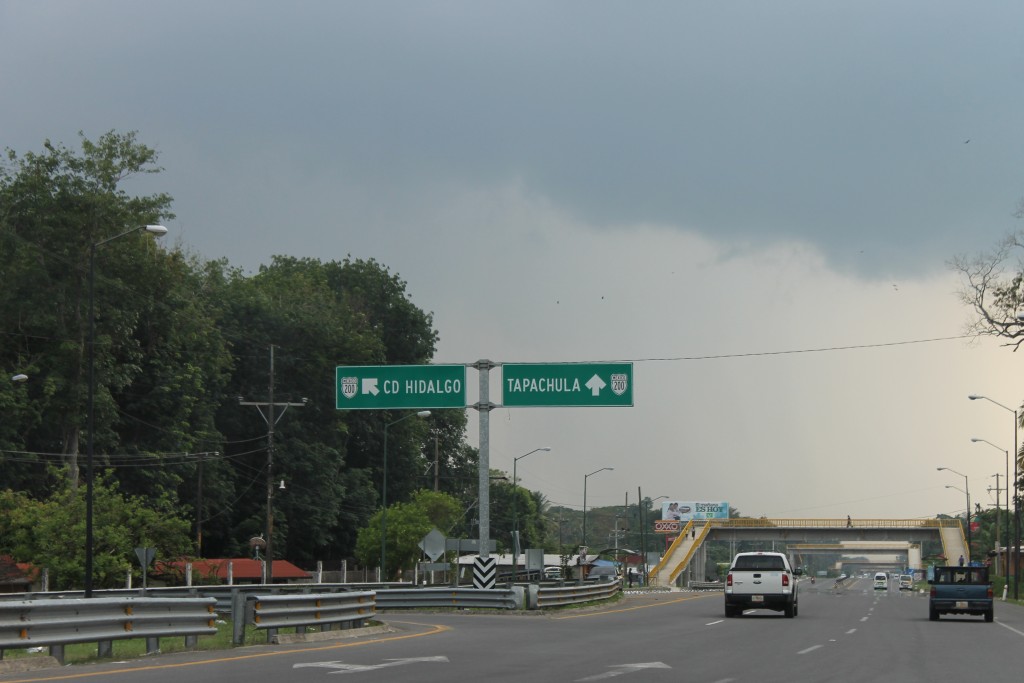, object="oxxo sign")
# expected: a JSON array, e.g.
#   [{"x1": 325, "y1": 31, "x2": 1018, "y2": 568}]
[
  {"x1": 335, "y1": 364, "x2": 466, "y2": 410},
  {"x1": 654, "y1": 520, "x2": 682, "y2": 534}
]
